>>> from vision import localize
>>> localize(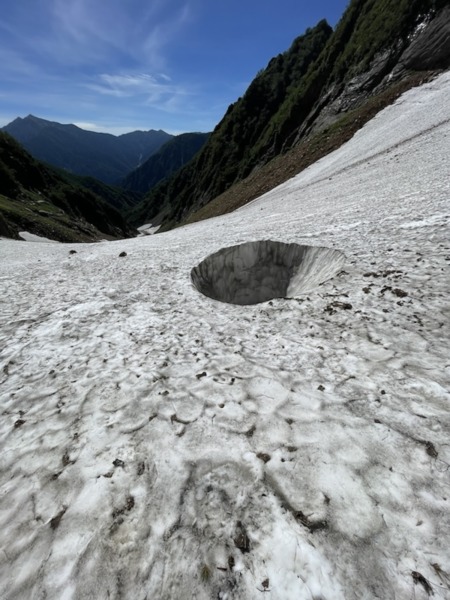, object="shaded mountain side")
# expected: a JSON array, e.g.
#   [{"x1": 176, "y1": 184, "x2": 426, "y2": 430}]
[
  {"x1": 0, "y1": 132, "x2": 137, "y2": 242},
  {"x1": 185, "y1": 71, "x2": 438, "y2": 226},
  {"x1": 122, "y1": 132, "x2": 210, "y2": 194},
  {"x1": 287, "y1": 0, "x2": 450, "y2": 145},
  {"x1": 129, "y1": 20, "x2": 332, "y2": 228},
  {"x1": 53, "y1": 170, "x2": 143, "y2": 214},
  {"x1": 2, "y1": 115, "x2": 173, "y2": 184},
  {"x1": 132, "y1": 0, "x2": 450, "y2": 231}
]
